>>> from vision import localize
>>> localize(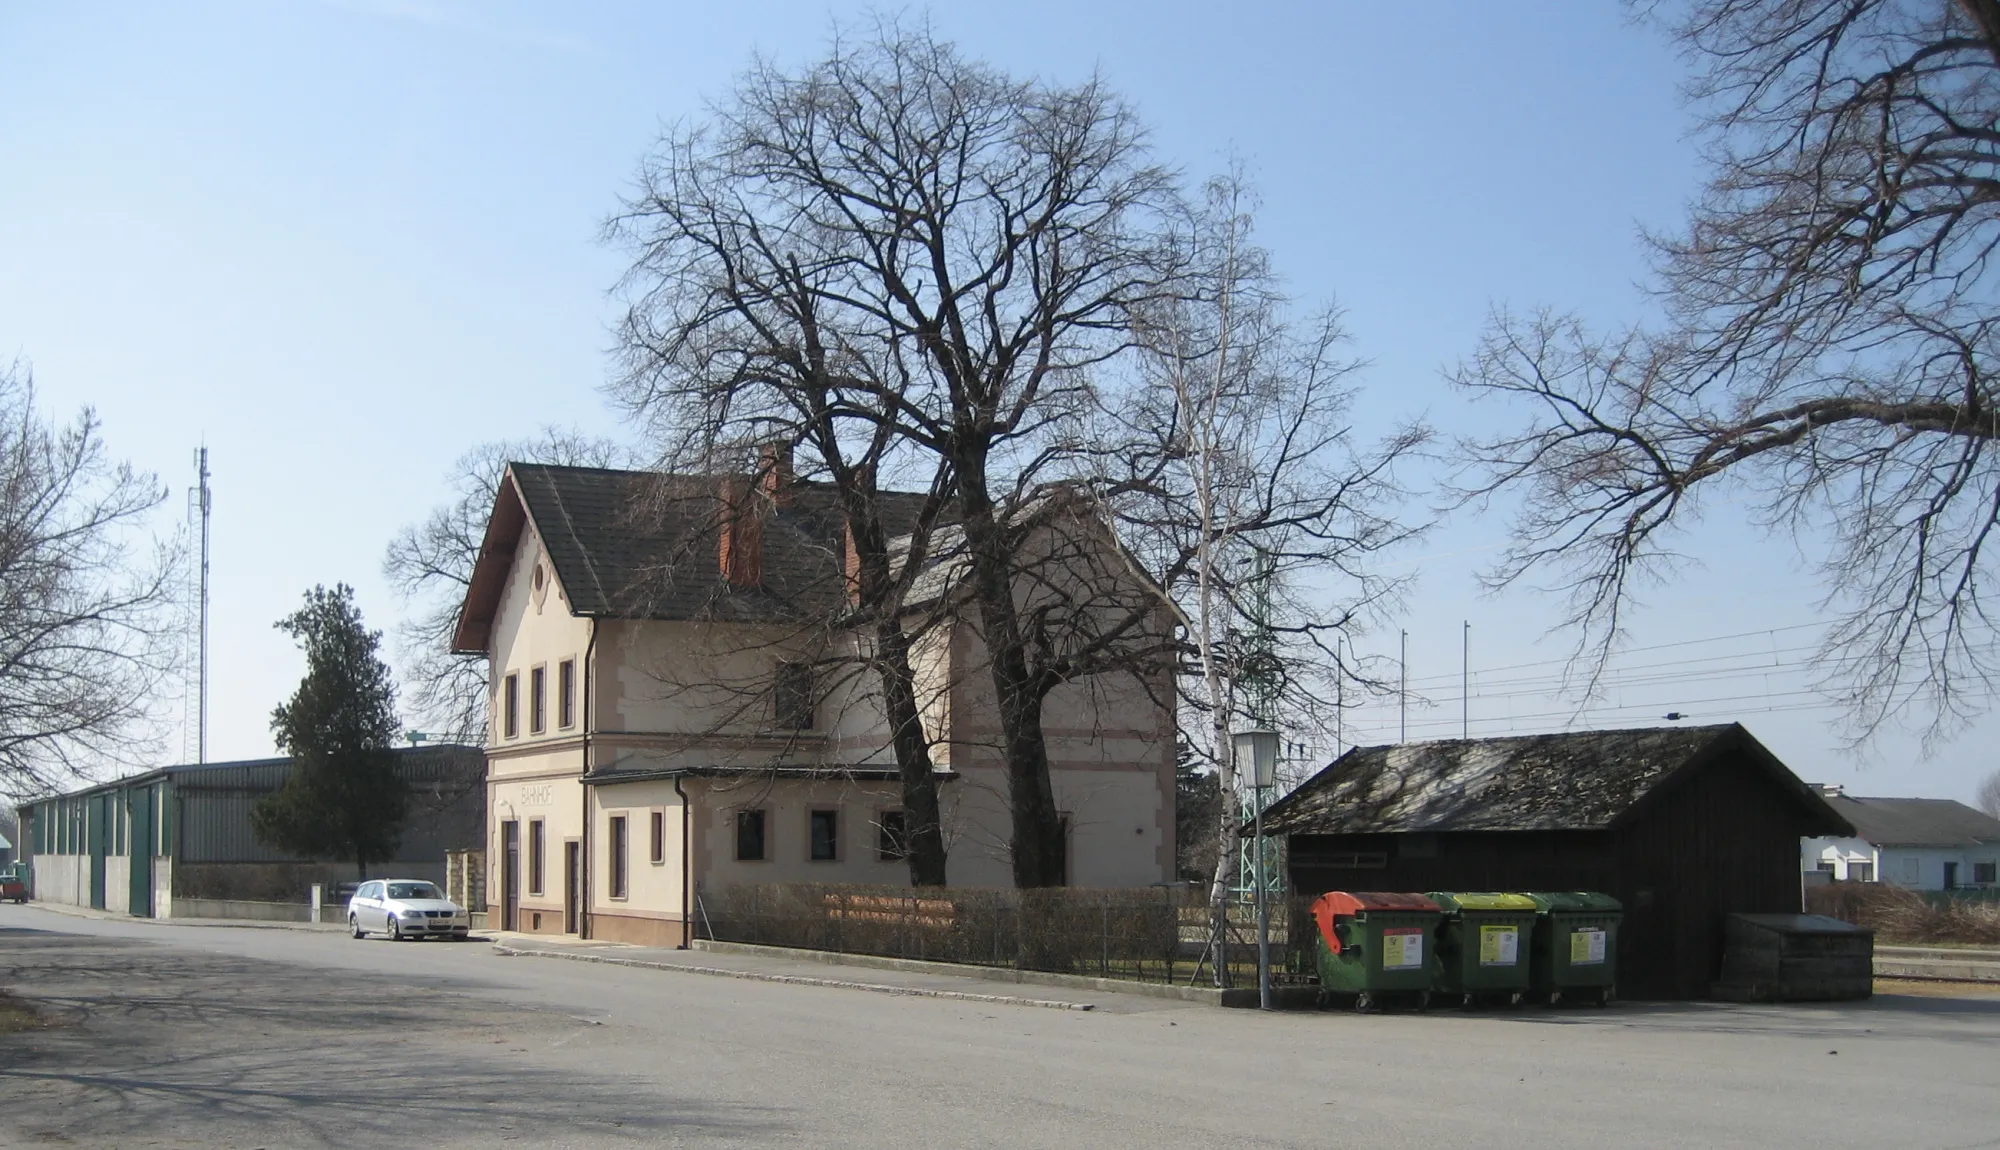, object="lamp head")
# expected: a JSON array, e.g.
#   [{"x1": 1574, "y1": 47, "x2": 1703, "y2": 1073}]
[{"x1": 1232, "y1": 728, "x2": 1280, "y2": 789}]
